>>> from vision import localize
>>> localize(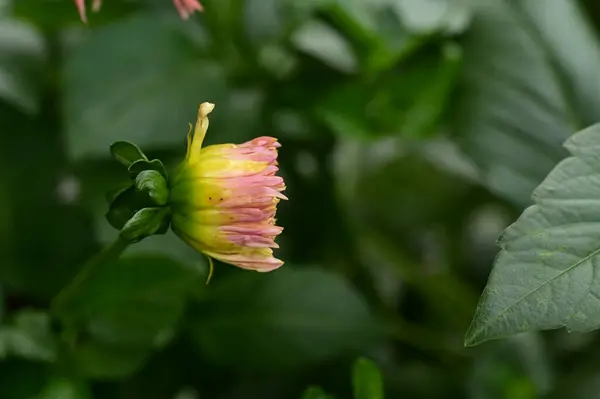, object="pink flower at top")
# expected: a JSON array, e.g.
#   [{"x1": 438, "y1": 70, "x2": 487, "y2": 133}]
[{"x1": 73, "y1": 0, "x2": 203, "y2": 23}]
